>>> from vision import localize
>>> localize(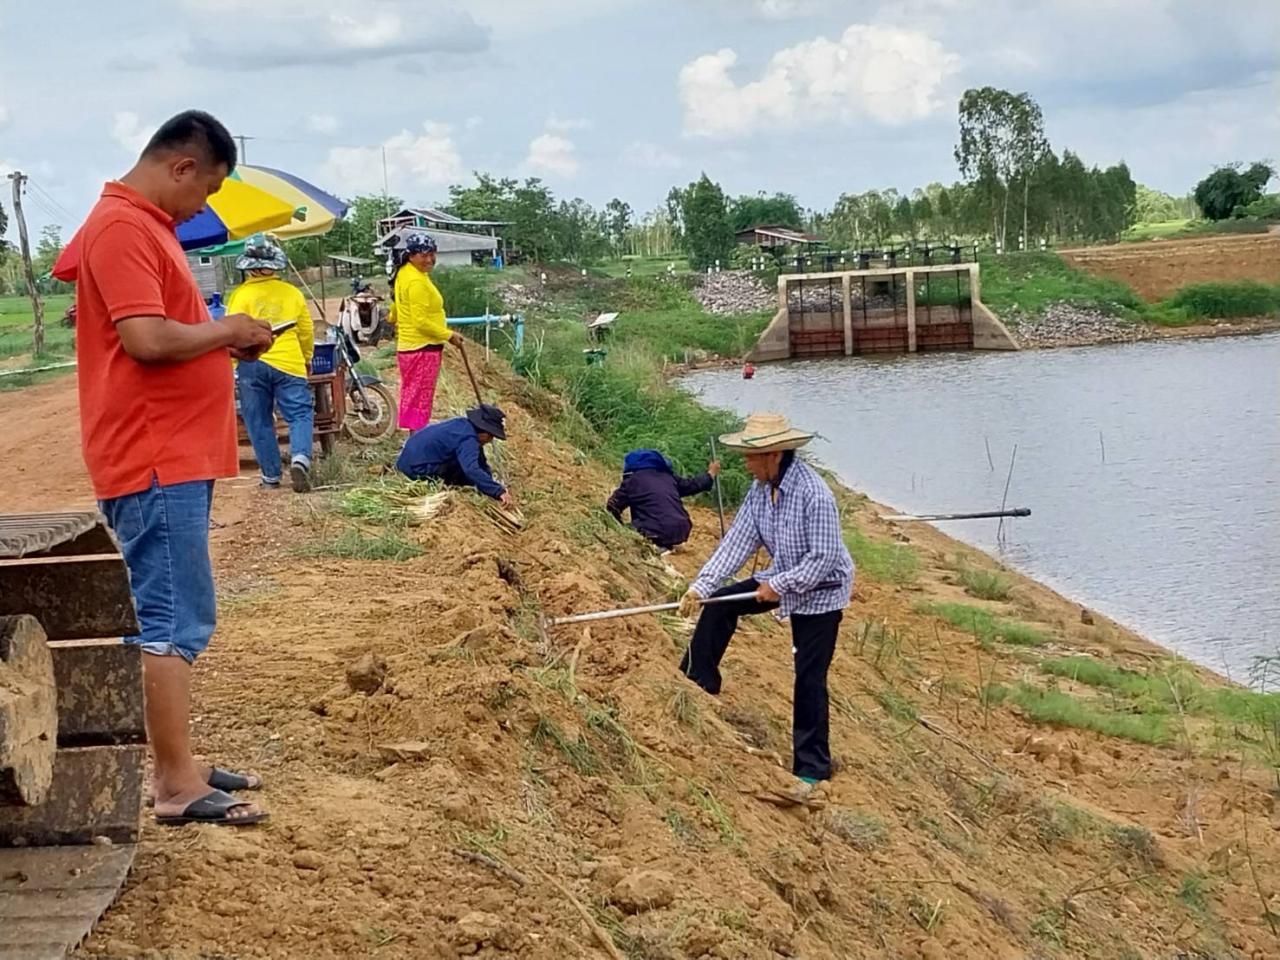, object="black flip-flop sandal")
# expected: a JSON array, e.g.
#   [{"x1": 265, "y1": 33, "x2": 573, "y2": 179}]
[
  {"x1": 155, "y1": 789, "x2": 268, "y2": 827},
  {"x1": 207, "y1": 767, "x2": 263, "y2": 792}
]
